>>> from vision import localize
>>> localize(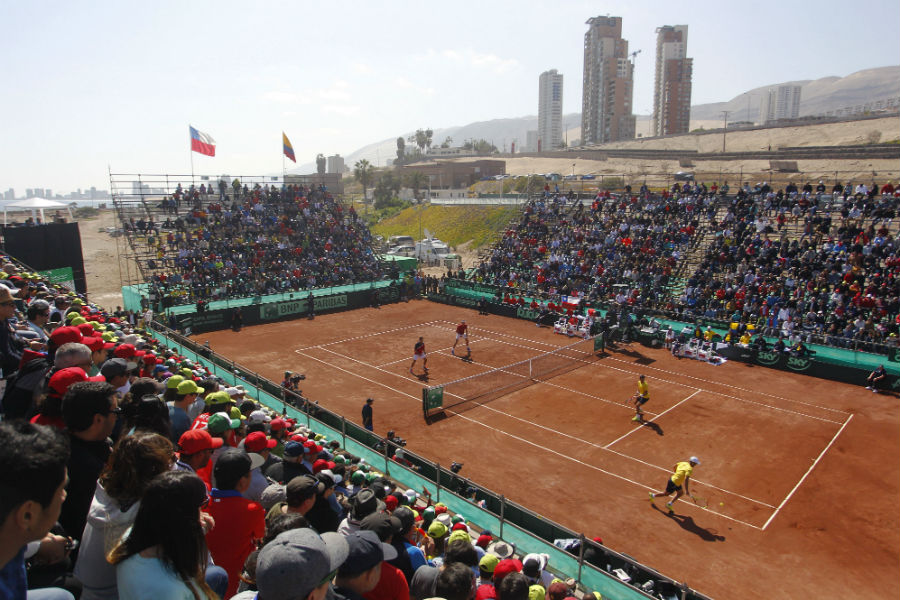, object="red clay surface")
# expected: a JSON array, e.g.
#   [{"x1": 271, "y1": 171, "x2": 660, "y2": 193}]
[{"x1": 193, "y1": 301, "x2": 900, "y2": 599}]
